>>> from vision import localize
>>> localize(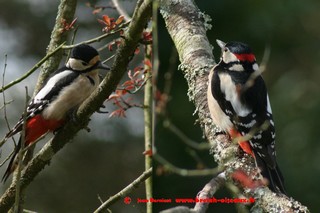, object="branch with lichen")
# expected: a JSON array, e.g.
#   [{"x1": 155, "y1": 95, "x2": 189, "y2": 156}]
[
  {"x1": 0, "y1": 0, "x2": 152, "y2": 211},
  {"x1": 159, "y1": 0, "x2": 309, "y2": 212},
  {"x1": 34, "y1": 0, "x2": 77, "y2": 93}
]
